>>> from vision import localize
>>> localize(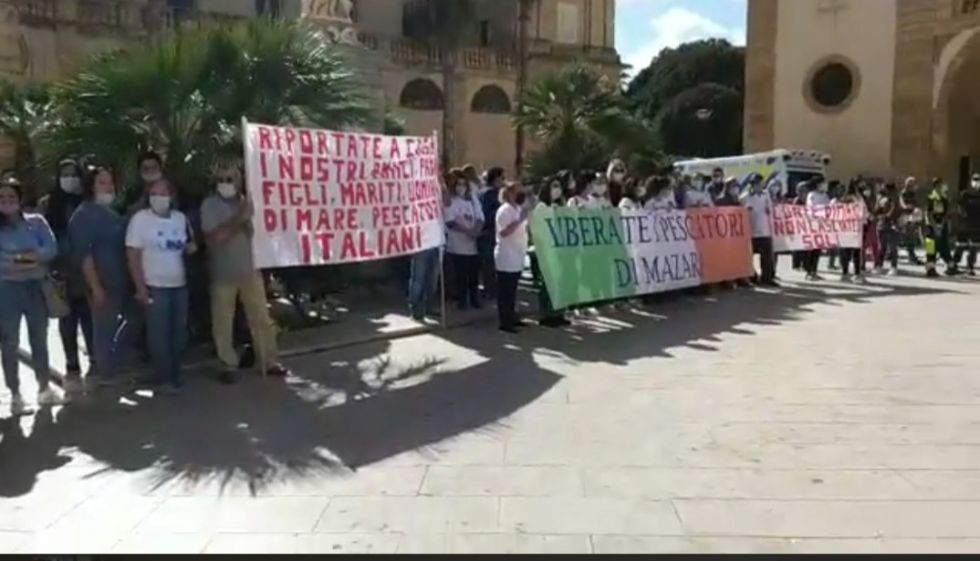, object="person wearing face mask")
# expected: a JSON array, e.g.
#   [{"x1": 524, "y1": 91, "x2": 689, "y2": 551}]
[
  {"x1": 126, "y1": 178, "x2": 197, "y2": 392},
  {"x1": 445, "y1": 170, "x2": 484, "y2": 310},
  {"x1": 740, "y1": 173, "x2": 777, "y2": 287},
  {"x1": 713, "y1": 177, "x2": 742, "y2": 207},
  {"x1": 586, "y1": 173, "x2": 613, "y2": 210},
  {"x1": 682, "y1": 174, "x2": 714, "y2": 209},
  {"x1": 201, "y1": 162, "x2": 289, "y2": 384},
  {"x1": 925, "y1": 178, "x2": 958, "y2": 276},
  {"x1": 643, "y1": 176, "x2": 677, "y2": 212},
  {"x1": 607, "y1": 159, "x2": 628, "y2": 208},
  {"x1": 951, "y1": 173, "x2": 980, "y2": 276},
  {"x1": 0, "y1": 178, "x2": 65, "y2": 414},
  {"x1": 617, "y1": 178, "x2": 641, "y2": 210},
  {"x1": 530, "y1": 178, "x2": 569, "y2": 328},
  {"x1": 39, "y1": 158, "x2": 94, "y2": 389},
  {"x1": 800, "y1": 179, "x2": 832, "y2": 280},
  {"x1": 495, "y1": 181, "x2": 532, "y2": 334},
  {"x1": 477, "y1": 167, "x2": 506, "y2": 299},
  {"x1": 68, "y1": 165, "x2": 132, "y2": 388}
]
